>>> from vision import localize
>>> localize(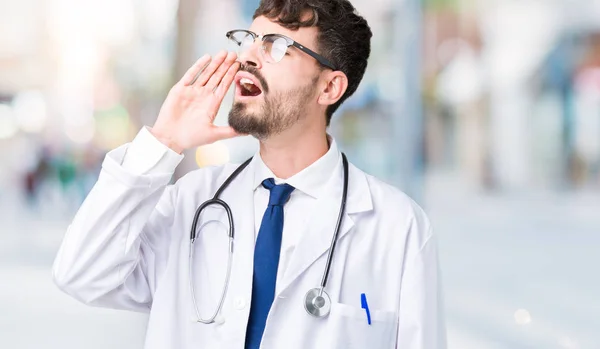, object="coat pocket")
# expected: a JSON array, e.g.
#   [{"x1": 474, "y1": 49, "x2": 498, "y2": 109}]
[{"x1": 327, "y1": 302, "x2": 397, "y2": 349}]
